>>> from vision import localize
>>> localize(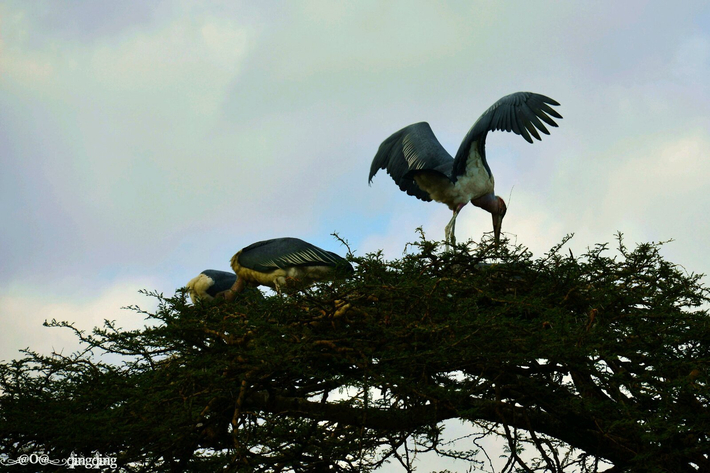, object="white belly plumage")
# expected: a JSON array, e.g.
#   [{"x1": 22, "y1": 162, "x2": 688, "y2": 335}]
[{"x1": 413, "y1": 152, "x2": 495, "y2": 210}]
